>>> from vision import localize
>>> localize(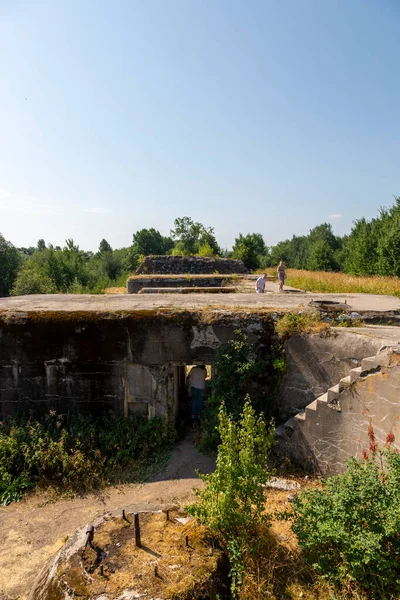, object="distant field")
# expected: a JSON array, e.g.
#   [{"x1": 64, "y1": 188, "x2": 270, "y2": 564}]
[
  {"x1": 264, "y1": 268, "x2": 400, "y2": 296},
  {"x1": 266, "y1": 269, "x2": 400, "y2": 296}
]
